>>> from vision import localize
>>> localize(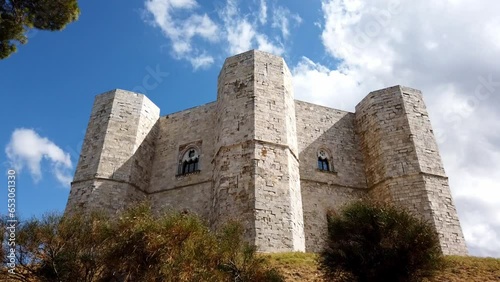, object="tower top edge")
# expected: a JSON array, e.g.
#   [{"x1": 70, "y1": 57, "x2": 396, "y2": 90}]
[
  {"x1": 97, "y1": 89, "x2": 145, "y2": 97},
  {"x1": 95, "y1": 89, "x2": 160, "y2": 112},
  {"x1": 354, "y1": 85, "x2": 423, "y2": 110},
  {"x1": 219, "y1": 49, "x2": 287, "y2": 78},
  {"x1": 226, "y1": 49, "x2": 284, "y2": 60}
]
